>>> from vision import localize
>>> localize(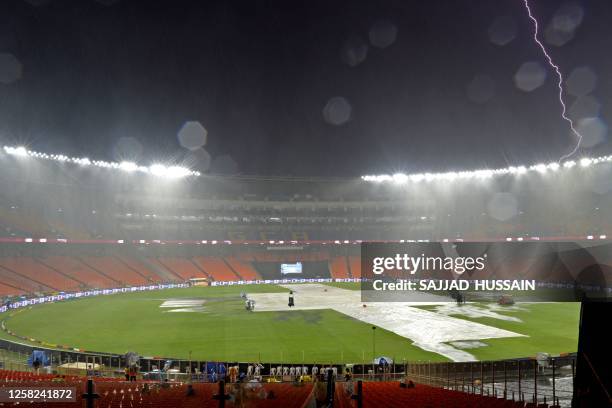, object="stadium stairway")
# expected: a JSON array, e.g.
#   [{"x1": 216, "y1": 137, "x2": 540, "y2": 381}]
[
  {"x1": 349, "y1": 256, "x2": 361, "y2": 279},
  {"x1": 157, "y1": 257, "x2": 209, "y2": 281},
  {"x1": 0, "y1": 257, "x2": 81, "y2": 292},
  {"x1": 0, "y1": 280, "x2": 24, "y2": 296},
  {"x1": 193, "y1": 256, "x2": 240, "y2": 281},
  {"x1": 225, "y1": 256, "x2": 261, "y2": 281},
  {"x1": 0, "y1": 262, "x2": 52, "y2": 293},
  {"x1": 38, "y1": 256, "x2": 117, "y2": 289},
  {"x1": 75, "y1": 256, "x2": 122, "y2": 287},
  {"x1": 114, "y1": 255, "x2": 164, "y2": 283},
  {"x1": 330, "y1": 256, "x2": 350, "y2": 279},
  {"x1": 136, "y1": 256, "x2": 183, "y2": 282},
  {"x1": 0, "y1": 266, "x2": 35, "y2": 294},
  {"x1": 78, "y1": 256, "x2": 148, "y2": 286}
]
